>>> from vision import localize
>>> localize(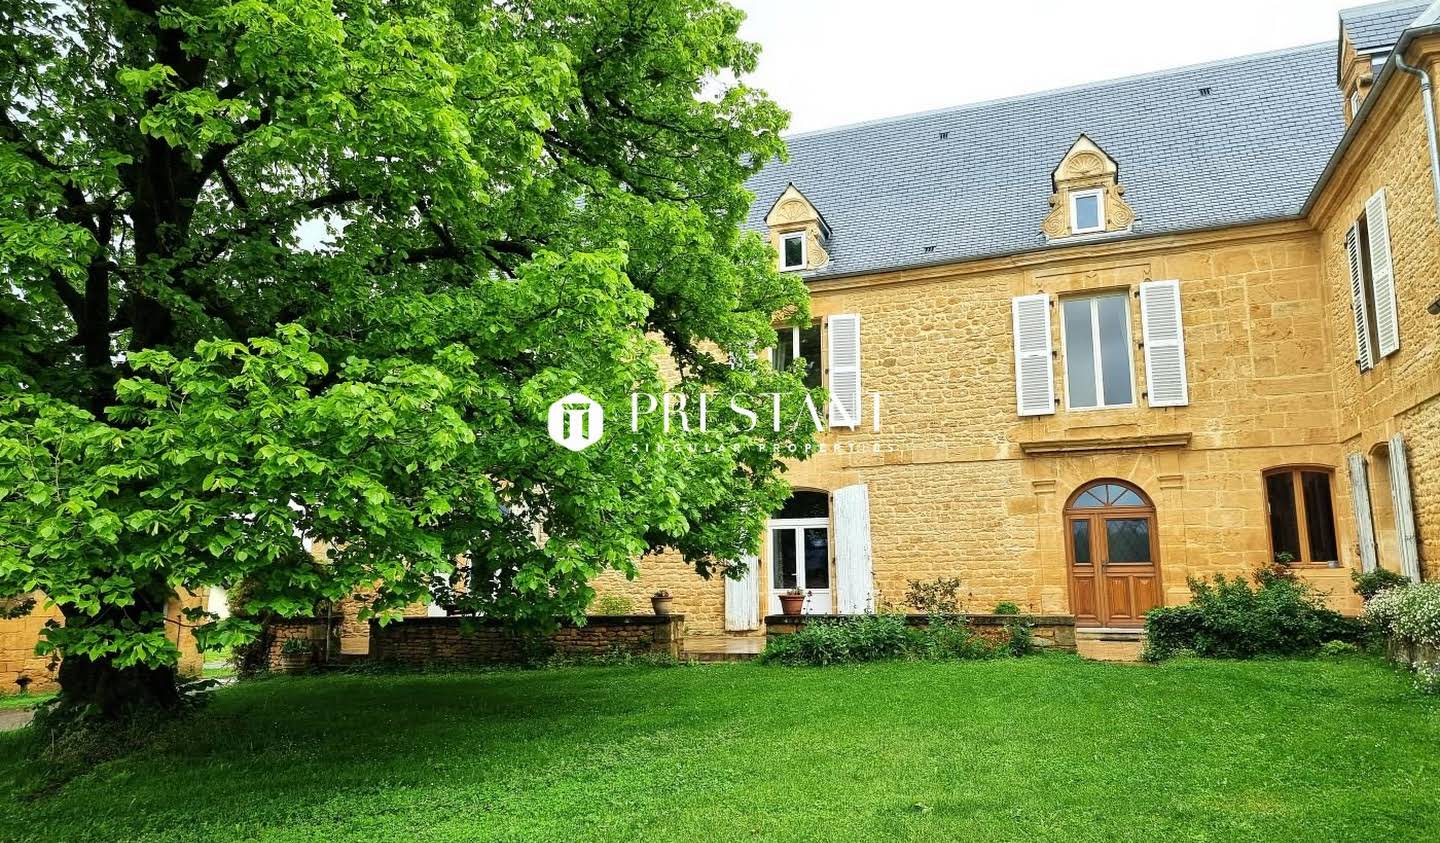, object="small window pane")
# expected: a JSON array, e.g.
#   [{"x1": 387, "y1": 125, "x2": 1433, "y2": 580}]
[
  {"x1": 1106, "y1": 518, "x2": 1151, "y2": 564},
  {"x1": 772, "y1": 529, "x2": 797, "y2": 589},
  {"x1": 776, "y1": 491, "x2": 828, "y2": 520},
  {"x1": 1301, "y1": 471, "x2": 1338, "y2": 563},
  {"x1": 771, "y1": 327, "x2": 795, "y2": 372},
  {"x1": 1112, "y1": 487, "x2": 1144, "y2": 507},
  {"x1": 1071, "y1": 520, "x2": 1091, "y2": 564},
  {"x1": 1265, "y1": 472, "x2": 1303, "y2": 563},
  {"x1": 783, "y1": 234, "x2": 804, "y2": 268},
  {"x1": 797, "y1": 325, "x2": 821, "y2": 389},
  {"x1": 804, "y1": 528, "x2": 829, "y2": 589},
  {"x1": 1073, "y1": 490, "x2": 1106, "y2": 508},
  {"x1": 1073, "y1": 193, "x2": 1101, "y2": 231},
  {"x1": 1096, "y1": 296, "x2": 1133, "y2": 405},
  {"x1": 1063, "y1": 299, "x2": 1098, "y2": 409}
]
